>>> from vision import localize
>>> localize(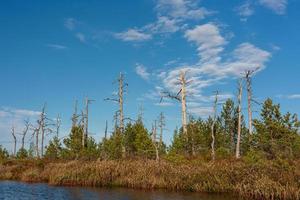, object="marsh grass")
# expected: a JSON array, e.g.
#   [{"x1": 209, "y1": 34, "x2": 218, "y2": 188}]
[{"x1": 0, "y1": 158, "x2": 299, "y2": 200}]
